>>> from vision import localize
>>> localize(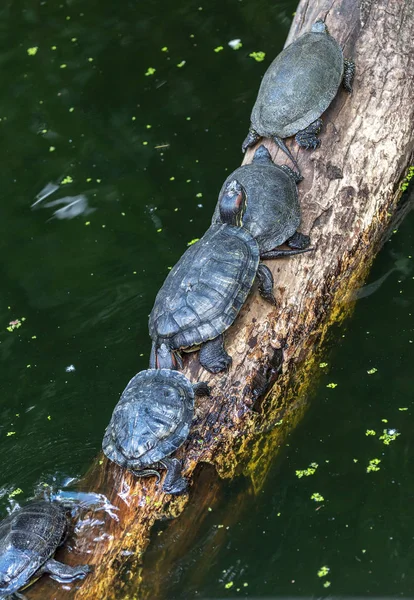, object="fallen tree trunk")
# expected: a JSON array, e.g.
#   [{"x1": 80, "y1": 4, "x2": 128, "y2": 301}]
[{"x1": 27, "y1": 0, "x2": 414, "y2": 598}]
